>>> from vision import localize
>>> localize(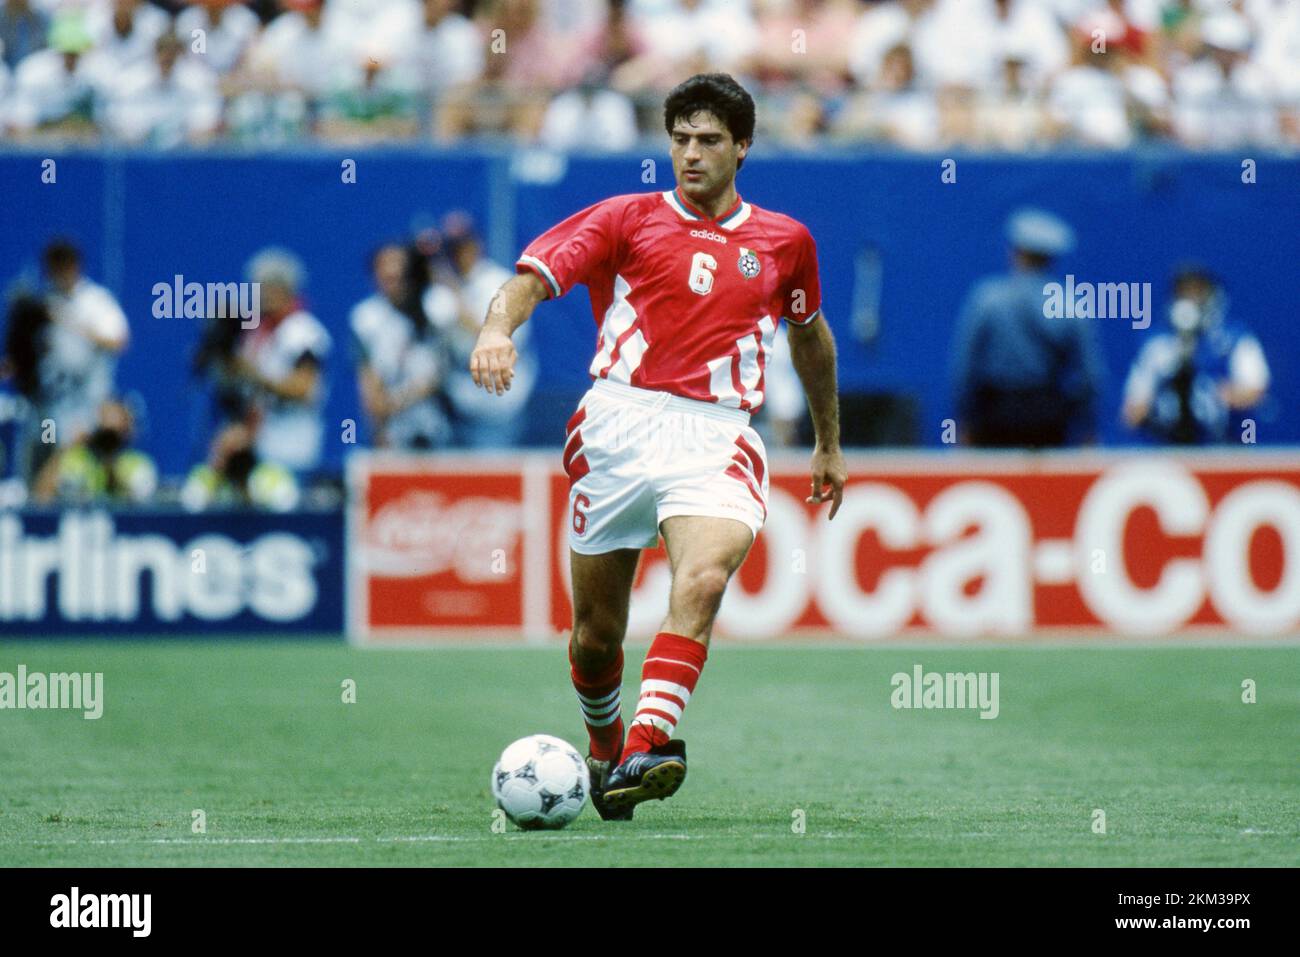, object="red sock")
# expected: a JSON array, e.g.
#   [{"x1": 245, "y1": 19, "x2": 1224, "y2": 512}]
[
  {"x1": 569, "y1": 644, "x2": 624, "y2": 762},
  {"x1": 625, "y1": 632, "x2": 708, "y2": 756}
]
